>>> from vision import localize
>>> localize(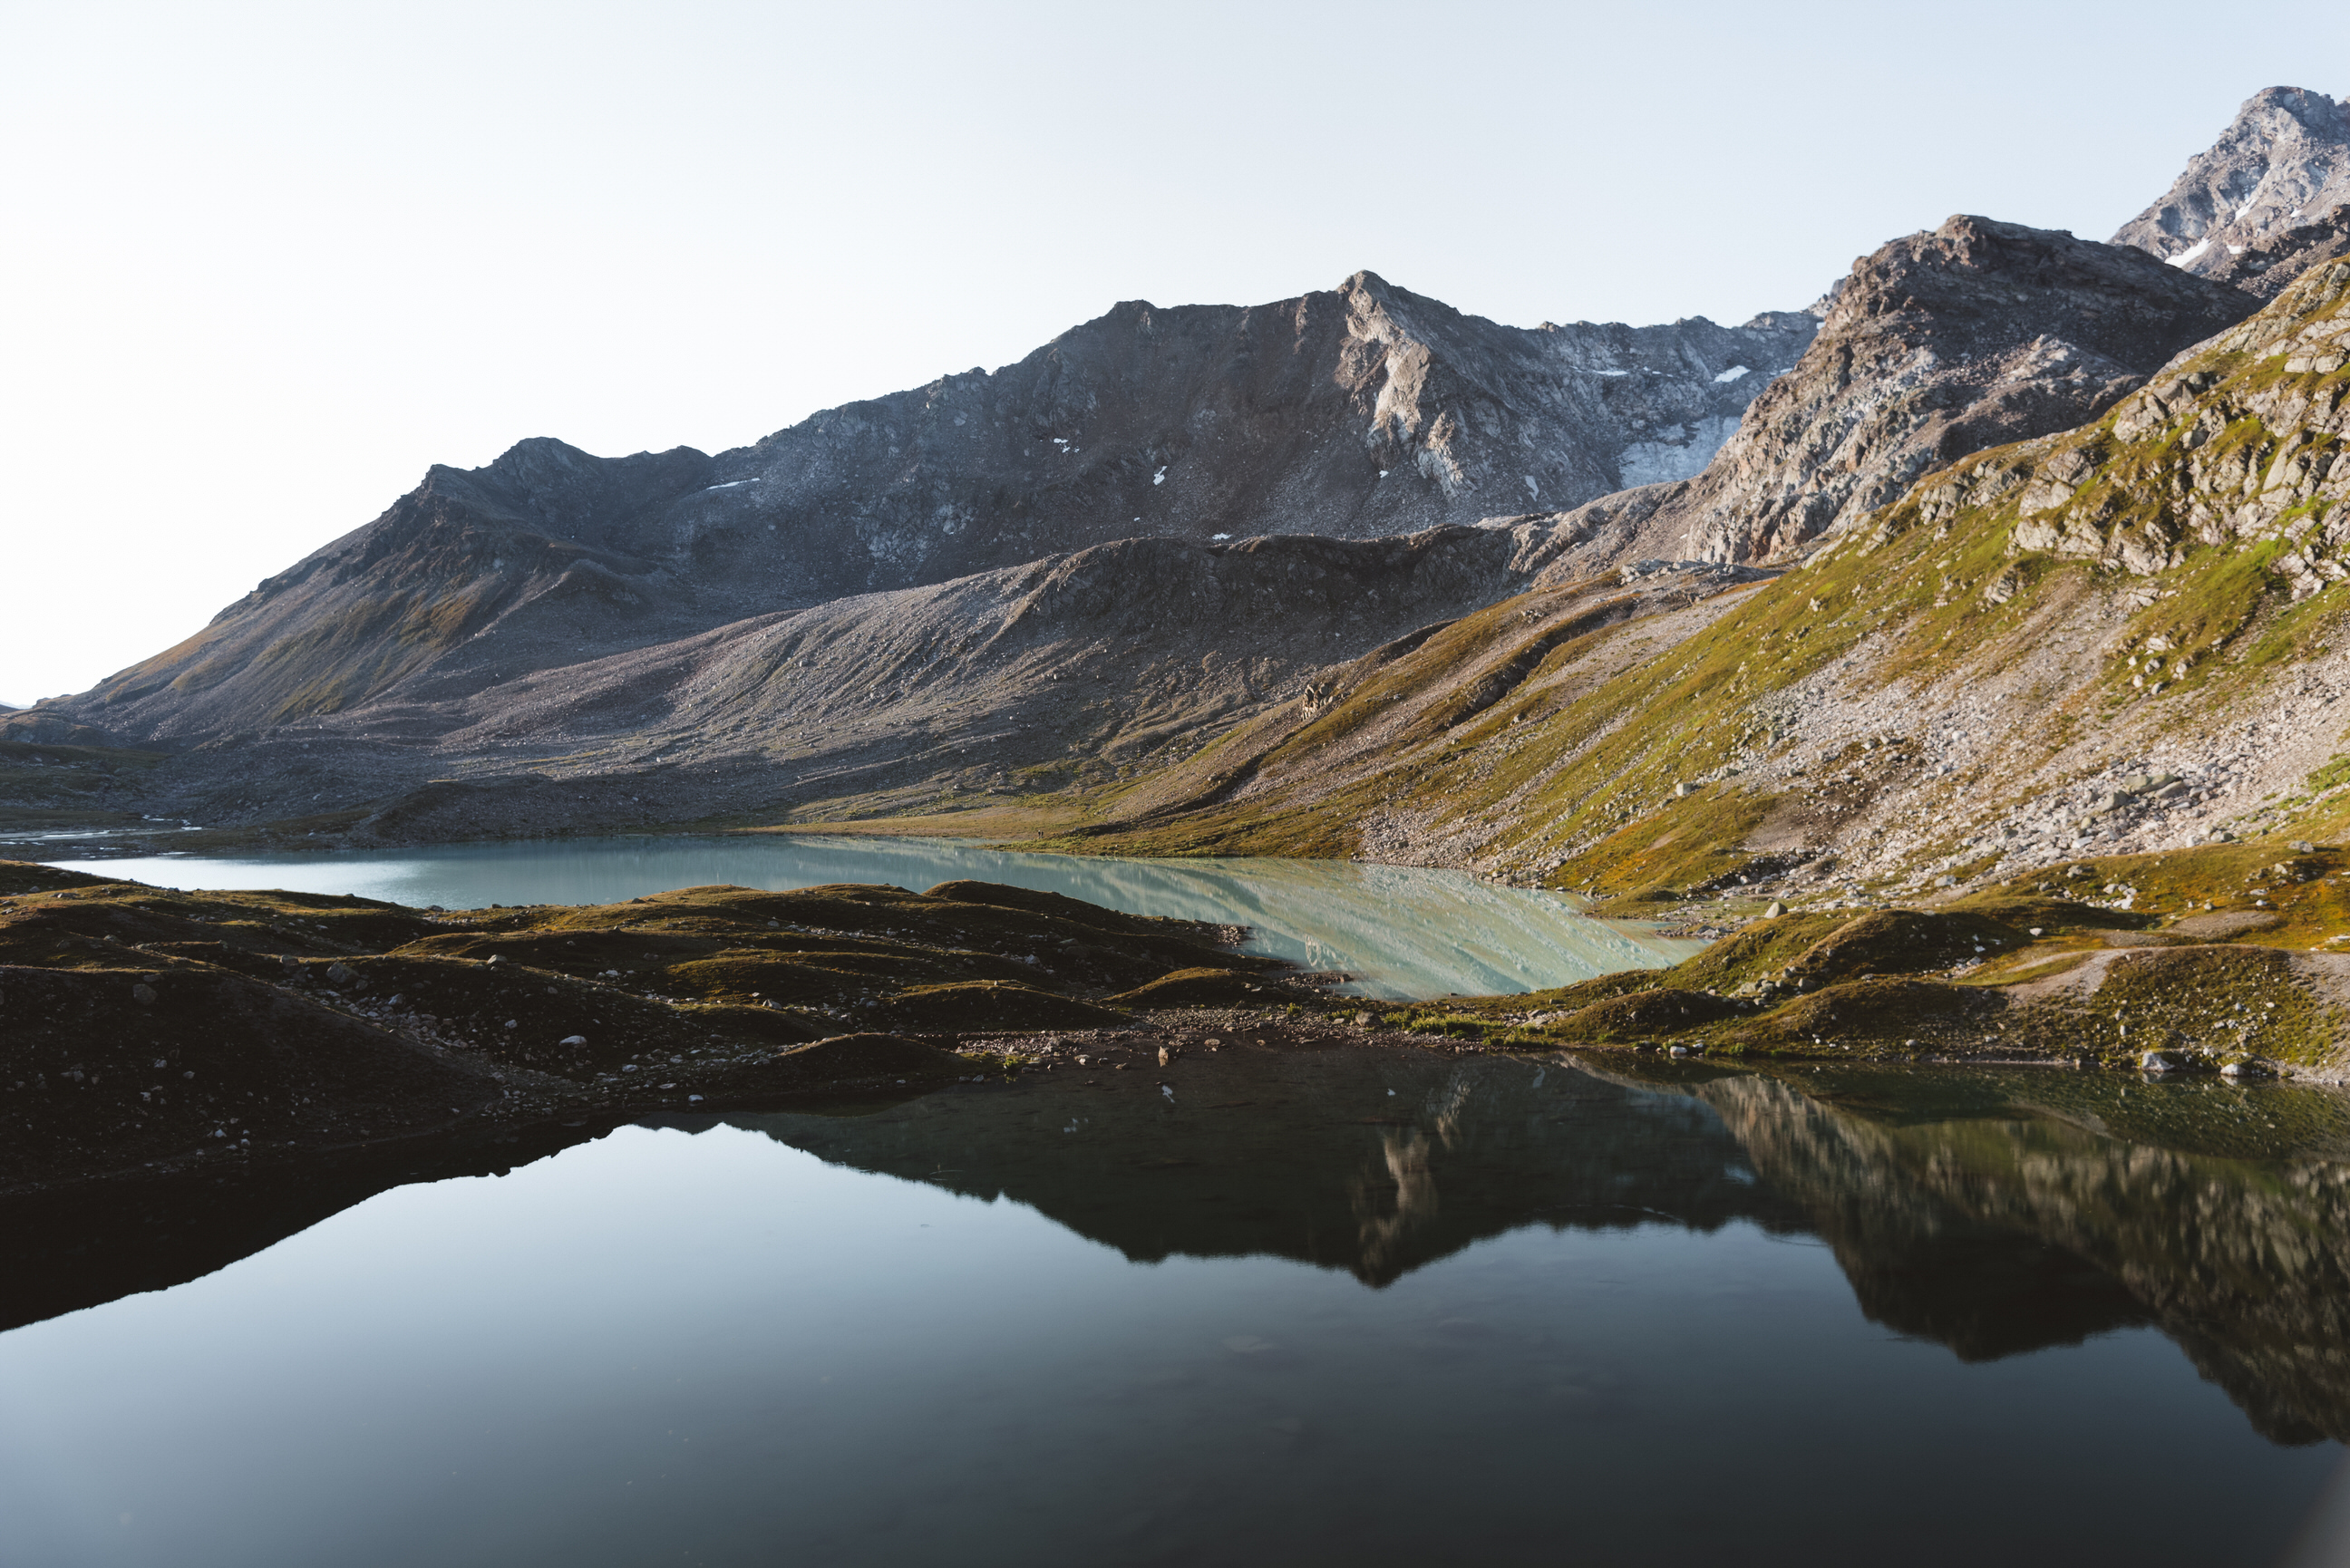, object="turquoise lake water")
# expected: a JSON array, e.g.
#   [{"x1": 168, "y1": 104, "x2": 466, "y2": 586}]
[{"x1": 44, "y1": 834, "x2": 1699, "y2": 999}]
